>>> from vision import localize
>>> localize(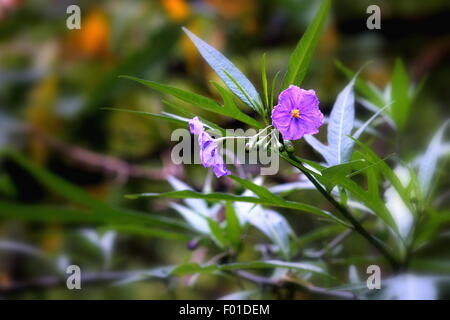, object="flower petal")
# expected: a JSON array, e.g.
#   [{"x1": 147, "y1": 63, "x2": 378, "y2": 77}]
[
  {"x1": 189, "y1": 116, "x2": 204, "y2": 134},
  {"x1": 278, "y1": 85, "x2": 303, "y2": 110},
  {"x1": 212, "y1": 163, "x2": 231, "y2": 177}
]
